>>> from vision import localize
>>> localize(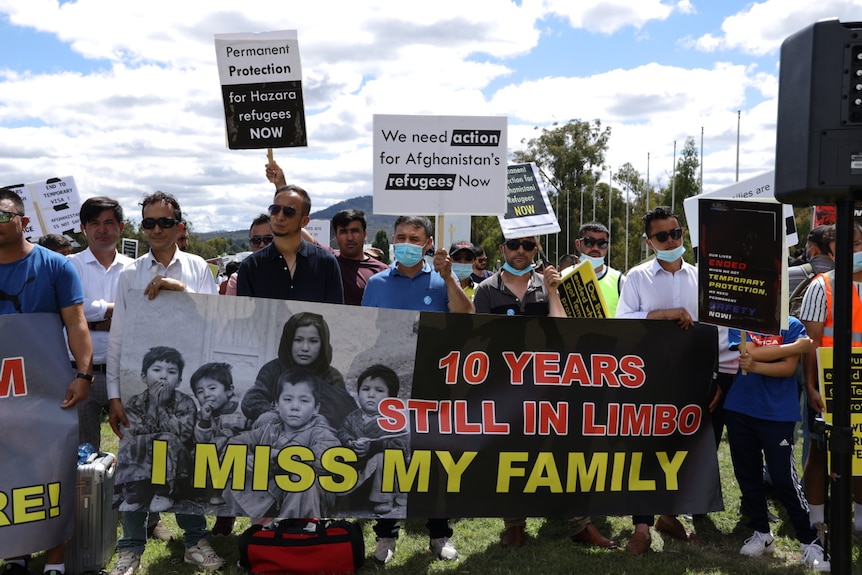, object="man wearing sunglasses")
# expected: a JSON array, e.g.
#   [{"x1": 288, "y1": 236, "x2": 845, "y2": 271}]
[
  {"x1": 575, "y1": 222, "x2": 626, "y2": 317},
  {"x1": 0, "y1": 188, "x2": 94, "y2": 575},
  {"x1": 473, "y1": 236, "x2": 614, "y2": 549},
  {"x1": 106, "y1": 191, "x2": 223, "y2": 574},
  {"x1": 236, "y1": 184, "x2": 343, "y2": 304},
  {"x1": 470, "y1": 246, "x2": 493, "y2": 283},
  {"x1": 224, "y1": 213, "x2": 272, "y2": 296},
  {"x1": 615, "y1": 206, "x2": 700, "y2": 555}
]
